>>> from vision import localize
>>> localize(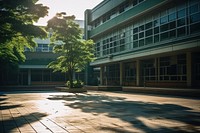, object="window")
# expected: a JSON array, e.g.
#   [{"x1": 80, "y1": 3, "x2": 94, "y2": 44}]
[
  {"x1": 189, "y1": 4, "x2": 199, "y2": 14},
  {"x1": 190, "y1": 22, "x2": 200, "y2": 34},
  {"x1": 139, "y1": 39, "x2": 145, "y2": 47},
  {"x1": 143, "y1": 60, "x2": 156, "y2": 81},
  {"x1": 146, "y1": 29, "x2": 153, "y2": 37},
  {"x1": 177, "y1": 9, "x2": 186, "y2": 18},
  {"x1": 177, "y1": 18, "x2": 186, "y2": 27},
  {"x1": 146, "y1": 36, "x2": 153, "y2": 45},
  {"x1": 160, "y1": 56, "x2": 170, "y2": 80},
  {"x1": 169, "y1": 30, "x2": 176, "y2": 38},
  {"x1": 35, "y1": 44, "x2": 50, "y2": 52},
  {"x1": 124, "y1": 62, "x2": 136, "y2": 83},
  {"x1": 160, "y1": 16, "x2": 168, "y2": 24},
  {"x1": 169, "y1": 13, "x2": 176, "y2": 21},
  {"x1": 160, "y1": 23, "x2": 169, "y2": 32},
  {"x1": 139, "y1": 25, "x2": 144, "y2": 31},
  {"x1": 154, "y1": 34, "x2": 159, "y2": 43},
  {"x1": 133, "y1": 41, "x2": 138, "y2": 48},
  {"x1": 169, "y1": 21, "x2": 176, "y2": 29},
  {"x1": 154, "y1": 27, "x2": 159, "y2": 34},
  {"x1": 133, "y1": 34, "x2": 138, "y2": 40},
  {"x1": 154, "y1": 19, "x2": 160, "y2": 27},
  {"x1": 177, "y1": 27, "x2": 186, "y2": 37},
  {"x1": 160, "y1": 32, "x2": 169, "y2": 41},
  {"x1": 190, "y1": 12, "x2": 200, "y2": 24},
  {"x1": 139, "y1": 32, "x2": 144, "y2": 38},
  {"x1": 105, "y1": 64, "x2": 120, "y2": 85},
  {"x1": 133, "y1": 27, "x2": 138, "y2": 33},
  {"x1": 145, "y1": 22, "x2": 152, "y2": 29}
]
